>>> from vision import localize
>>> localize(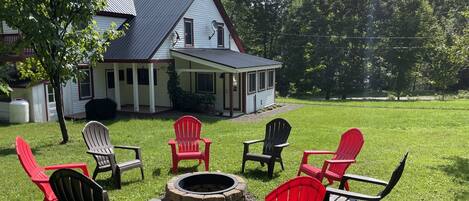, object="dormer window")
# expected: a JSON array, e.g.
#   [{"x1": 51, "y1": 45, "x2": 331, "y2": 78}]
[
  {"x1": 184, "y1": 18, "x2": 194, "y2": 47},
  {"x1": 217, "y1": 23, "x2": 224, "y2": 48}
]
